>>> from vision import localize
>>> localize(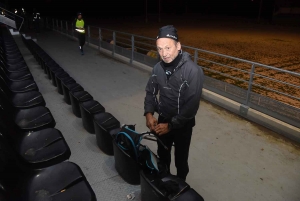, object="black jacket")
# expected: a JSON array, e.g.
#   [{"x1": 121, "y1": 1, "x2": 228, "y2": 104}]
[
  {"x1": 144, "y1": 51, "x2": 204, "y2": 129},
  {"x1": 32, "y1": 12, "x2": 40, "y2": 22}
]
